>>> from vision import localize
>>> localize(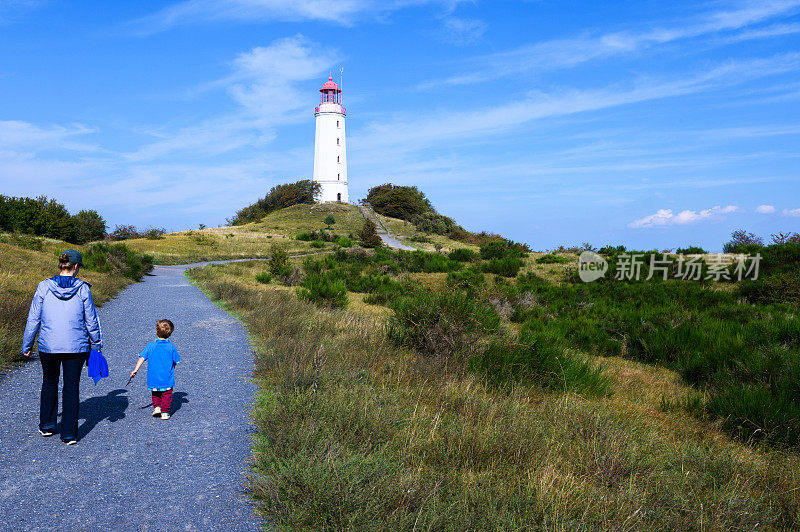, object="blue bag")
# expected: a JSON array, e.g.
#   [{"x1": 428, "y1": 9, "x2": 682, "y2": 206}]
[{"x1": 87, "y1": 349, "x2": 109, "y2": 385}]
